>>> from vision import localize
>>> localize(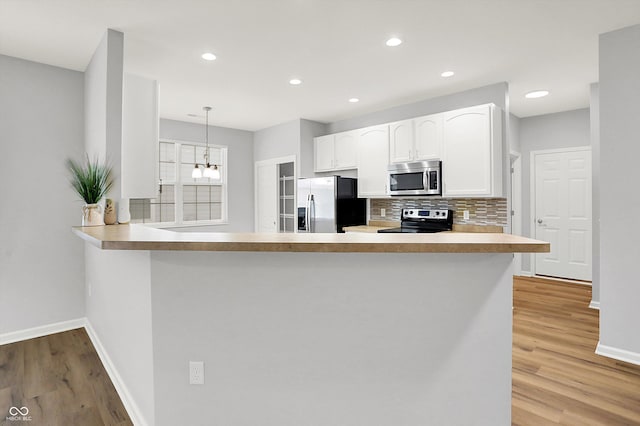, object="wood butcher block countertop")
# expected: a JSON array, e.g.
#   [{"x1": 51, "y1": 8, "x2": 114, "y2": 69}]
[{"x1": 73, "y1": 224, "x2": 549, "y2": 253}]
